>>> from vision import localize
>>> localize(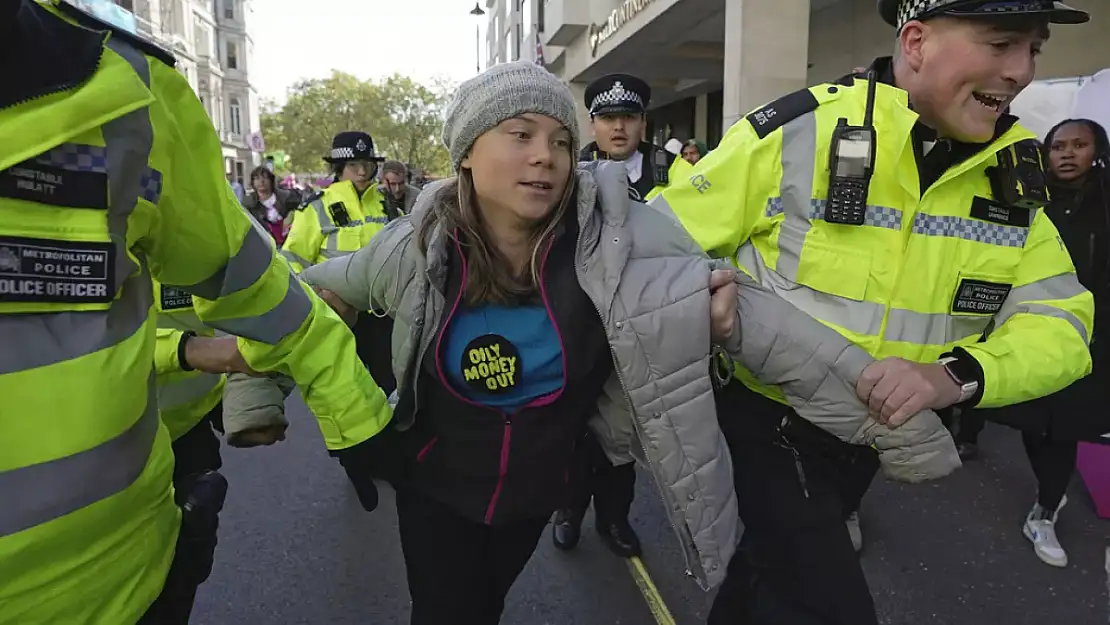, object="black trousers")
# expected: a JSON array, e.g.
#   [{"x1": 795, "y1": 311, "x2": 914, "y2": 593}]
[
  {"x1": 396, "y1": 487, "x2": 549, "y2": 625},
  {"x1": 1023, "y1": 431, "x2": 1078, "y2": 511},
  {"x1": 354, "y1": 312, "x2": 397, "y2": 396},
  {"x1": 708, "y1": 385, "x2": 879, "y2": 625},
  {"x1": 138, "y1": 409, "x2": 224, "y2": 625},
  {"x1": 565, "y1": 430, "x2": 636, "y2": 526}
]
